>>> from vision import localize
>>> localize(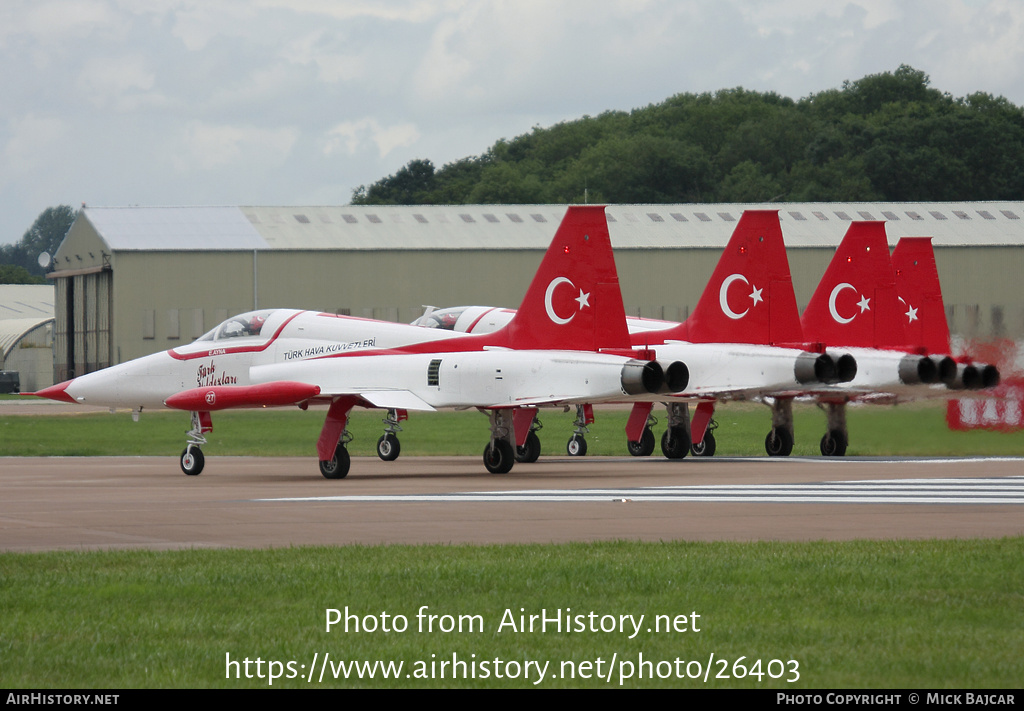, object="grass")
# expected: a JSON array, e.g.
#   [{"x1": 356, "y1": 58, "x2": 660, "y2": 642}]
[
  {"x1": 3, "y1": 399, "x2": 1024, "y2": 458},
  {"x1": 0, "y1": 540, "x2": 1021, "y2": 688},
  {"x1": 3, "y1": 401, "x2": 1021, "y2": 689}
]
